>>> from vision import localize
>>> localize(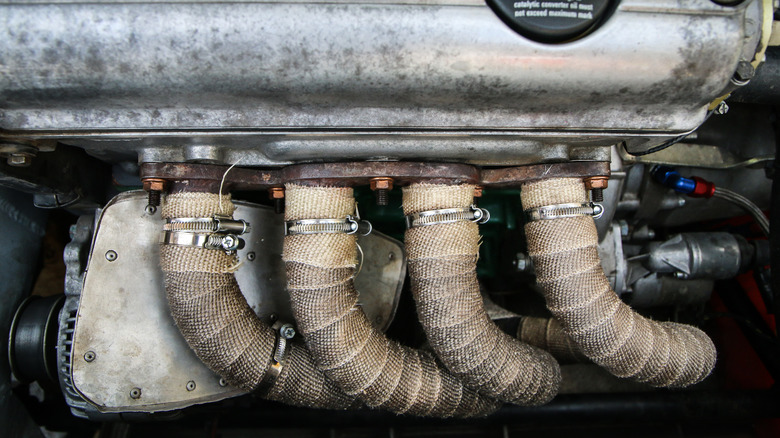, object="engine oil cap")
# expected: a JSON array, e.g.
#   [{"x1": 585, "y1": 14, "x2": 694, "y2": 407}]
[{"x1": 487, "y1": 0, "x2": 615, "y2": 43}]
